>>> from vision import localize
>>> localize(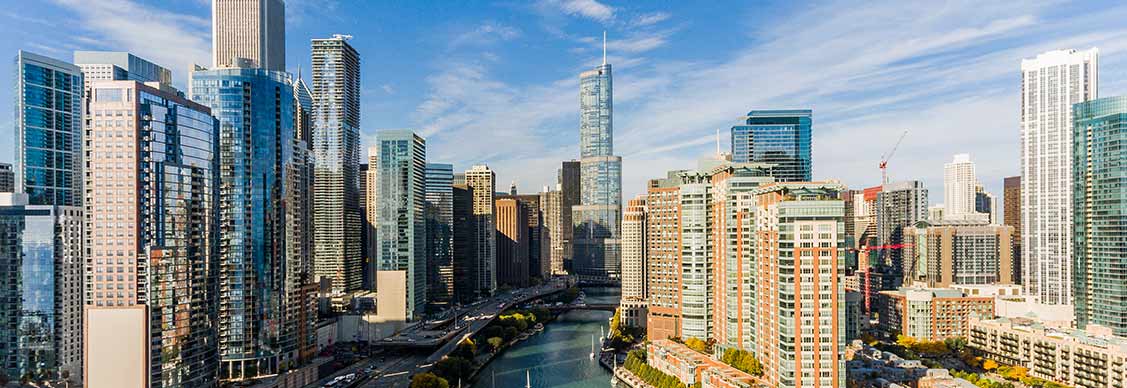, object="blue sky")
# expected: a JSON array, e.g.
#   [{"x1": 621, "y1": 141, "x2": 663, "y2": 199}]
[{"x1": 3, "y1": 0, "x2": 1127, "y2": 202}]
